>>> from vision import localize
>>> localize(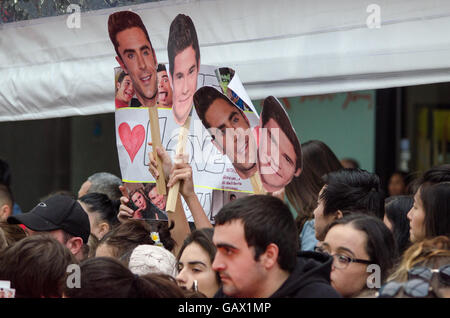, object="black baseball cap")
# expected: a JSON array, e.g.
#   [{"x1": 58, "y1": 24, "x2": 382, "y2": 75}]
[{"x1": 7, "y1": 194, "x2": 90, "y2": 244}]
